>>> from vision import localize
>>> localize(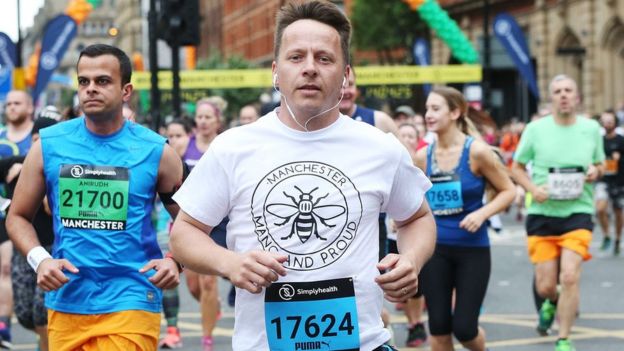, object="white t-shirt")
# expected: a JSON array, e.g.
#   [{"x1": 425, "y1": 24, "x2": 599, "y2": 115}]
[{"x1": 173, "y1": 111, "x2": 431, "y2": 351}]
